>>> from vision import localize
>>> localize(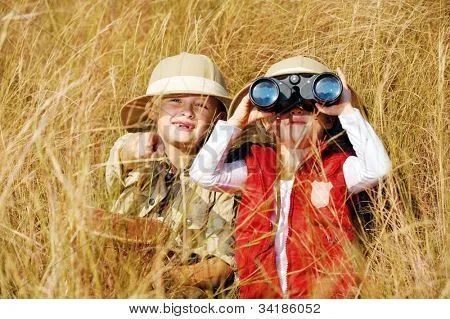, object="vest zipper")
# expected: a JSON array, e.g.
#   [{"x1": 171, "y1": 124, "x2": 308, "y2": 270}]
[
  {"x1": 284, "y1": 178, "x2": 297, "y2": 298},
  {"x1": 281, "y1": 221, "x2": 289, "y2": 299},
  {"x1": 279, "y1": 179, "x2": 294, "y2": 298}
]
